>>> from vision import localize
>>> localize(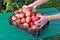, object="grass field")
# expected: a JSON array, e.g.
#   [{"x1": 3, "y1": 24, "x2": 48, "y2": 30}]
[{"x1": 38, "y1": 0, "x2": 60, "y2": 11}]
